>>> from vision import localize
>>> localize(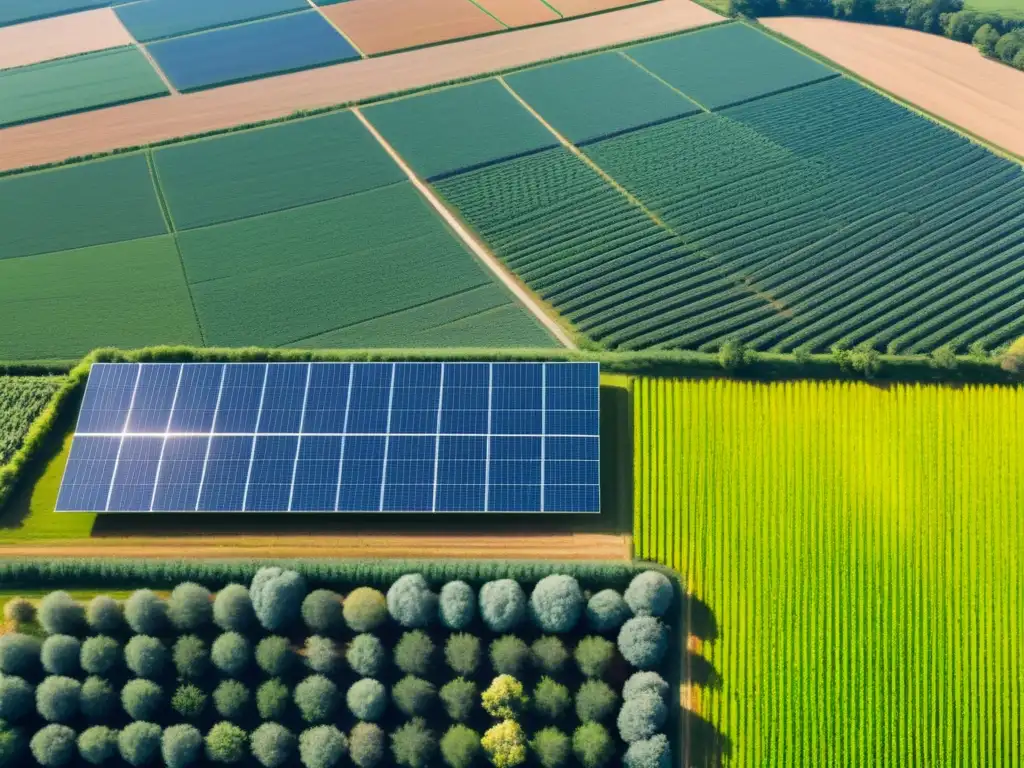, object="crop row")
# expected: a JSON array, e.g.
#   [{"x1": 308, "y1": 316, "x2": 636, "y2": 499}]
[{"x1": 0, "y1": 376, "x2": 63, "y2": 465}]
